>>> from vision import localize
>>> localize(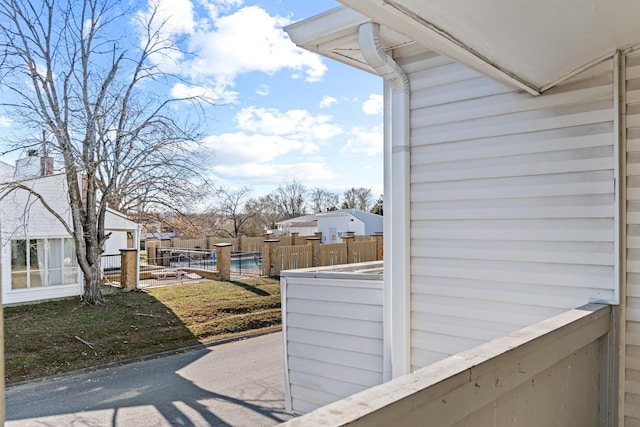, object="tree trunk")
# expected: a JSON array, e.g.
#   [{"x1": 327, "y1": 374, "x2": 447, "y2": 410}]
[{"x1": 82, "y1": 263, "x2": 104, "y2": 304}]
